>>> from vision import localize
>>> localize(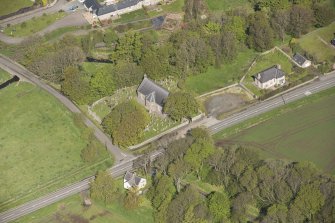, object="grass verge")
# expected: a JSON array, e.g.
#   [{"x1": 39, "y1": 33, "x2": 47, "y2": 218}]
[
  {"x1": 4, "y1": 12, "x2": 66, "y2": 37},
  {"x1": 0, "y1": 0, "x2": 33, "y2": 17}
]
